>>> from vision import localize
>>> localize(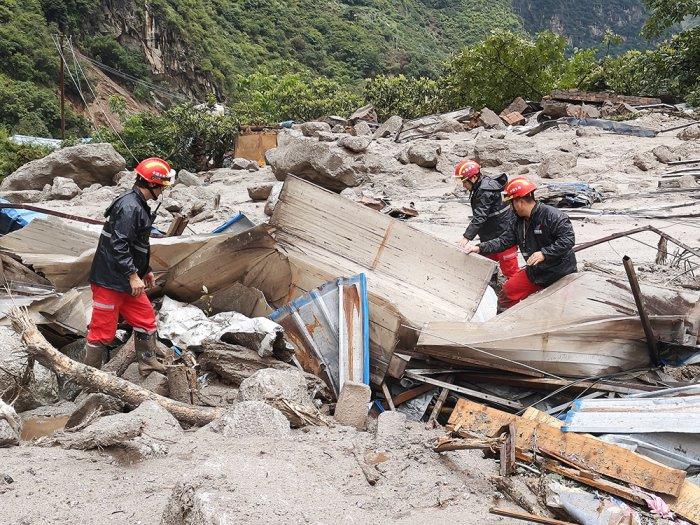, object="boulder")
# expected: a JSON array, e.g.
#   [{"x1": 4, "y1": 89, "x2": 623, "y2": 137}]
[
  {"x1": 568, "y1": 104, "x2": 600, "y2": 119},
  {"x1": 331, "y1": 124, "x2": 345, "y2": 133},
  {"x1": 316, "y1": 131, "x2": 340, "y2": 142},
  {"x1": 265, "y1": 131, "x2": 368, "y2": 191},
  {"x1": 238, "y1": 368, "x2": 312, "y2": 407},
  {"x1": 473, "y1": 138, "x2": 541, "y2": 167},
  {"x1": 300, "y1": 121, "x2": 331, "y2": 137},
  {"x1": 353, "y1": 120, "x2": 372, "y2": 136},
  {"x1": 163, "y1": 197, "x2": 183, "y2": 213},
  {"x1": 478, "y1": 107, "x2": 506, "y2": 129},
  {"x1": 500, "y1": 97, "x2": 529, "y2": 117},
  {"x1": 373, "y1": 115, "x2": 403, "y2": 139},
  {"x1": 2, "y1": 143, "x2": 126, "y2": 191},
  {"x1": 338, "y1": 135, "x2": 372, "y2": 153},
  {"x1": 334, "y1": 381, "x2": 370, "y2": 430},
  {"x1": 395, "y1": 147, "x2": 410, "y2": 165},
  {"x1": 0, "y1": 190, "x2": 46, "y2": 203},
  {"x1": 652, "y1": 145, "x2": 679, "y2": 164},
  {"x1": 678, "y1": 124, "x2": 700, "y2": 141},
  {"x1": 0, "y1": 400, "x2": 21, "y2": 447},
  {"x1": 501, "y1": 112, "x2": 526, "y2": 126},
  {"x1": 0, "y1": 326, "x2": 58, "y2": 412},
  {"x1": 407, "y1": 141, "x2": 441, "y2": 168},
  {"x1": 264, "y1": 182, "x2": 283, "y2": 216},
  {"x1": 247, "y1": 184, "x2": 274, "y2": 201},
  {"x1": 230, "y1": 157, "x2": 259, "y2": 171},
  {"x1": 206, "y1": 401, "x2": 290, "y2": 438},
  {"x1": 176, "y1": 169, "x2": 204, "y2": 187},
  {"x1": 121, "y1": 363, "x2": 169, "y2": 396},
  {"x1": 633, "y1": 152, "x2": 657, "y2": 171},
  {"x1": 600, "y1": 102, "x2": 637, "y2": 118},
  {"x1": 575, "y1": 127, "x2": 602, "y2": 137},
  {"x1": 48, "y1": 176, "x2": 80, "y2": 200},
  {"x1": 537, "y1": 152, "x2": 577, "y2": 179},
  {"x1": 678, "y1": 174, "x2": 699, "y2": 189},
  {"x1": 349, "y1": 104, "x2": 378, "y2": 123}
]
